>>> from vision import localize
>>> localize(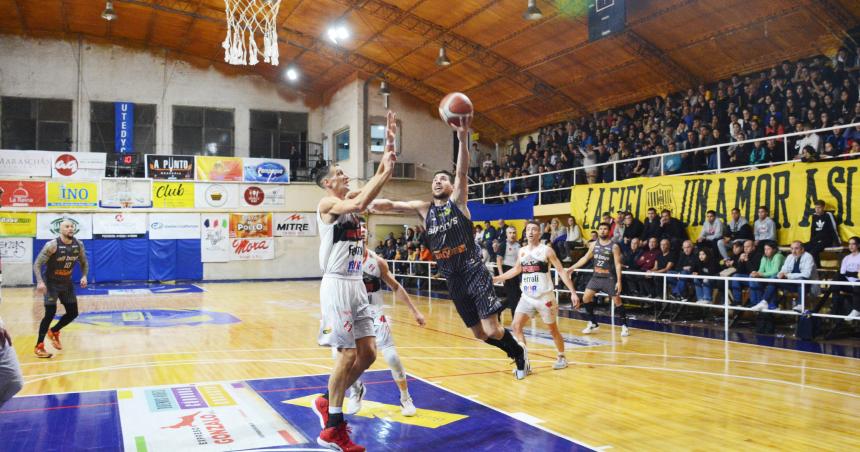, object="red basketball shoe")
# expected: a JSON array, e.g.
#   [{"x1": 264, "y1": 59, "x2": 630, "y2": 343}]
[
  {"x1": 311, "y1": 396, "x2": 329, "y2": 429},
  {"x1": 46, "y1": 330, "x2": 63, "y2": 350},
  {"x1": 318, "y1": 422, "x2": 364, "y2": 452}
]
